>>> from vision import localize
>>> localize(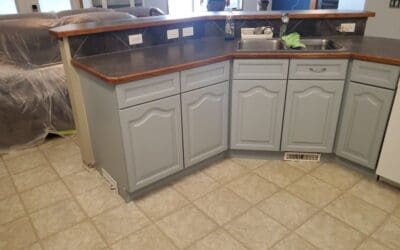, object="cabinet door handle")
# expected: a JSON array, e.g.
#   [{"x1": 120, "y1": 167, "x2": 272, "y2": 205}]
[{"x1": 309, "y1": 67, "x2": 327, "y2": 73}]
